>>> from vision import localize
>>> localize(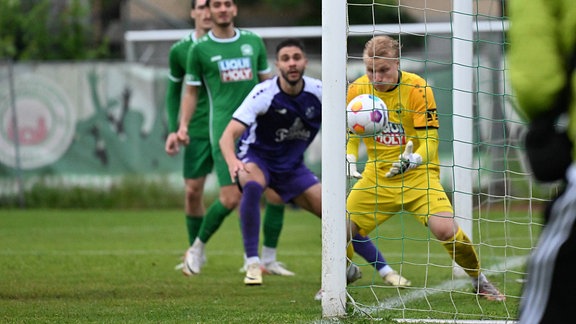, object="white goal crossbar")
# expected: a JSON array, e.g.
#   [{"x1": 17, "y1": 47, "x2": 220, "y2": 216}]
[{"x1": 124, "y1": 21, "x2": 507, "y2": 62}]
